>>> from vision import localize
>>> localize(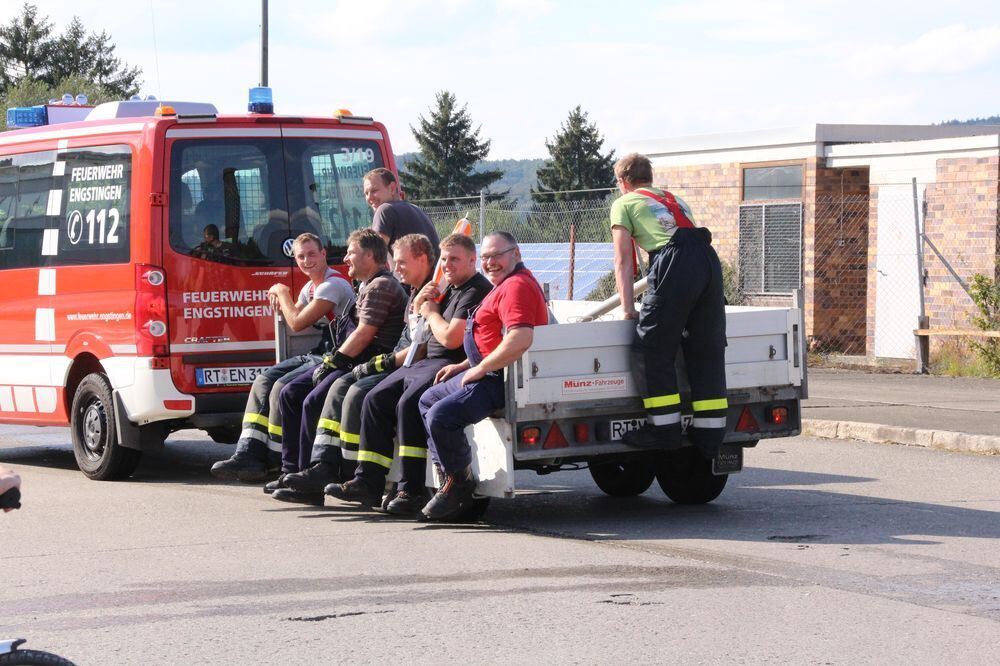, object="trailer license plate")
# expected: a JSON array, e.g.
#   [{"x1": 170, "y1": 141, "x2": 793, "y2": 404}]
[
  {"x1": 610, "y1": 415, "x2": 692, "y2": 440},
  {"x1": 196, "y1": 366, "x2": 268, "y2": 387}
]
